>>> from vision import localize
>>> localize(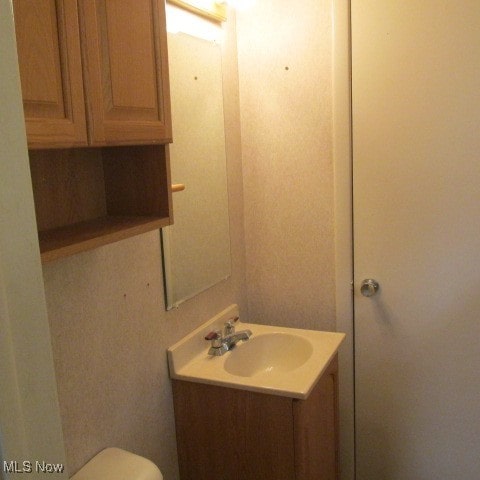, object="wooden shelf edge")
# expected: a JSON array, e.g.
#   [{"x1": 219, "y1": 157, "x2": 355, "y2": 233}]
[{"x1": 39, "y1": 215, "x2": 171, "y2": 264}]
